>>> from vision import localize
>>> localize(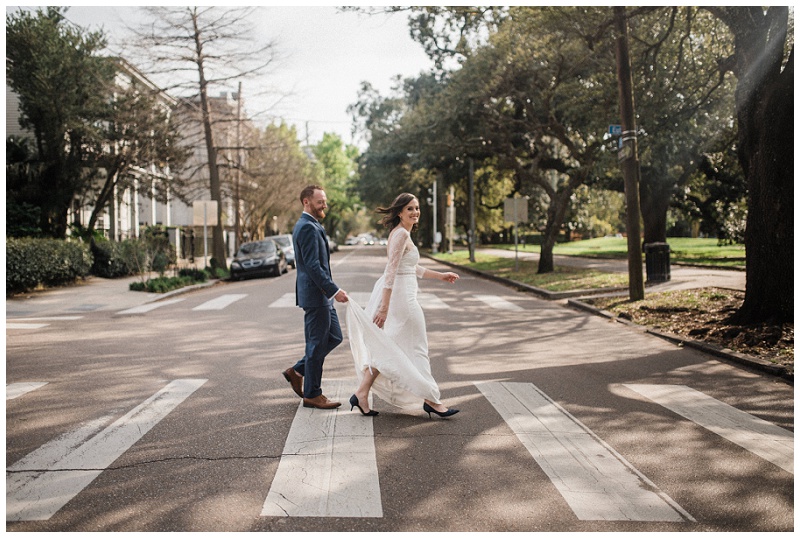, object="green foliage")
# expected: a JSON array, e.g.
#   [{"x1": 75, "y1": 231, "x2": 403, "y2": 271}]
[
  {"x1": 69, "y1": 223, "x2": 106, "y2": 243},
  {"x1": 311, "y1": 132, "x2": 363, "y2": 239},
  {"x1": 90, "y1": 239, "x2": 147, "y2": 278},
  {"x1": 6, "y1": 237, "x2": 92, "y2": 295},
  {"x1": 141, "y1": 226, "x2": 176, "y2": 275},
  {"x1": 239, "y1": 122, "x2": 316, "y2": 241},
  {"x1": 6, "y1": 200, "x2": 43, "y2": 238},
  {"x1": 178, "y1": 268, "x2": 209, "y2": 282},
  {"x1": 129, "y1": 275, "x2": 195, "y2": 293},
  {"x1": 566, "y1": 186, "x2": 626, "y2": 239},
  {"x1": 129, "y1": 267, "x2": 212, "y2": 293},
  {"x1": 6, "y1": 7, "x2": 115, "y2": 238}
]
